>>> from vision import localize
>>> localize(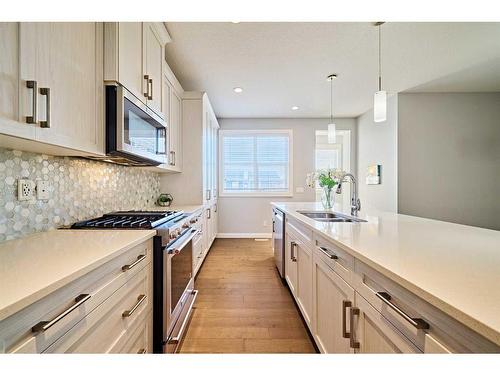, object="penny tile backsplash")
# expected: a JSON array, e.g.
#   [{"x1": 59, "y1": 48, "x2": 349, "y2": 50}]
[{"x1": 0, "y1": 148, "x2": 160, "y2": 242}]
